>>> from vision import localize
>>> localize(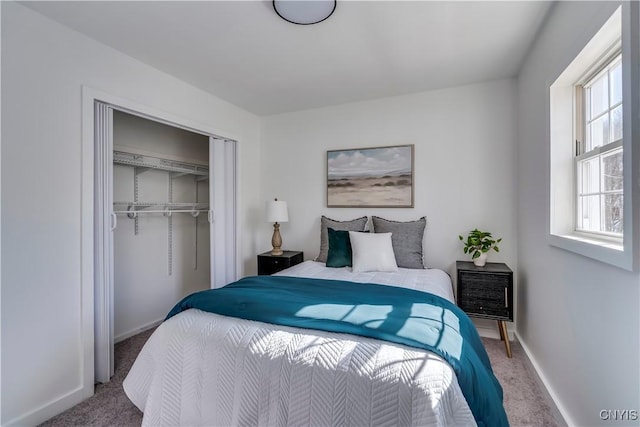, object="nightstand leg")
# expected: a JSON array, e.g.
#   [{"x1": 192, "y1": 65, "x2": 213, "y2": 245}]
[{"x1": 498, "y1": 321, "x2": 512, "y2": 358}]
